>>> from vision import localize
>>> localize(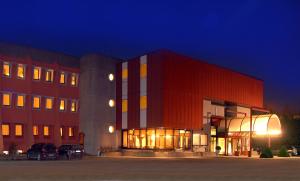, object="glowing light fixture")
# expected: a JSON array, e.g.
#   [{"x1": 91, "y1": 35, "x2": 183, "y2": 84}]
[
  {"x1": 108, "y1": 126, "x2": 115, "y2": 133},
  {"x1": 108, "y1": 73, "x2": 114, "y2": 81},
  {"x1": 108, "y1": 99, "x2": 115, "y2": 107}
]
